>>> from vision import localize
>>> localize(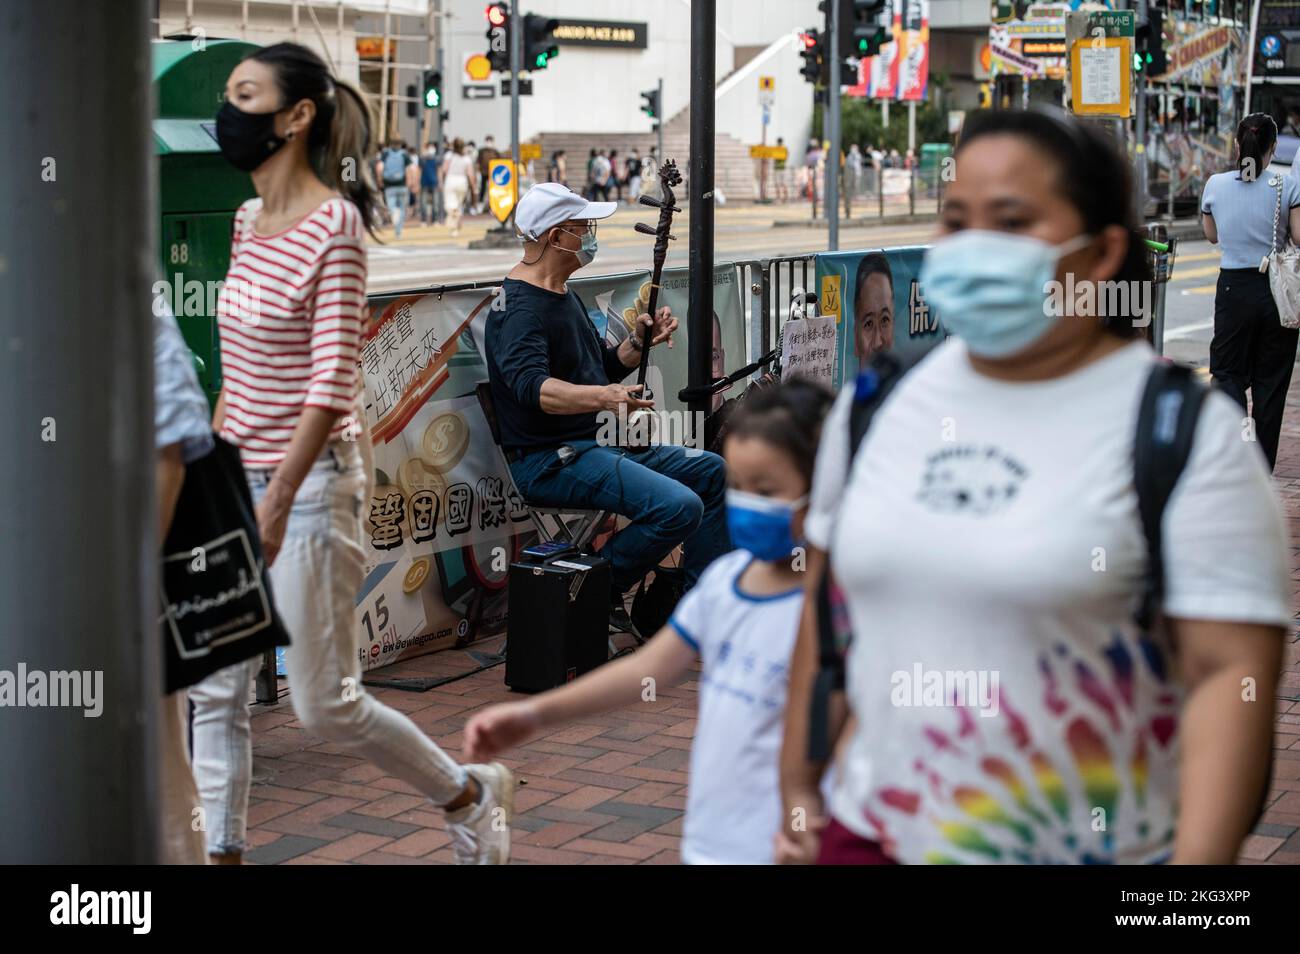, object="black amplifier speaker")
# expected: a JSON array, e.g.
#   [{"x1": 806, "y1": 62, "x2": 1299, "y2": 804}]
[{"x1": 505, "y1": 549, "x2": 611, "y2": 692}]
